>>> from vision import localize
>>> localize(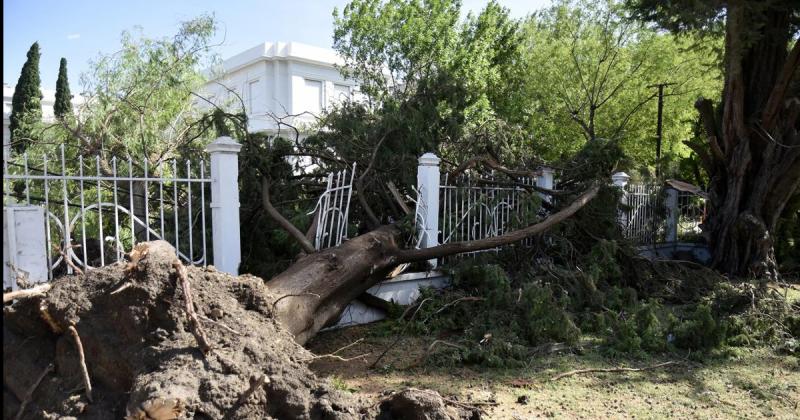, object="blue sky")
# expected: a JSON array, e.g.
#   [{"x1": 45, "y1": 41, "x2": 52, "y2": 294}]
[{"x1": 3, "y1": 0, "x2": 551, "y2": 92}]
